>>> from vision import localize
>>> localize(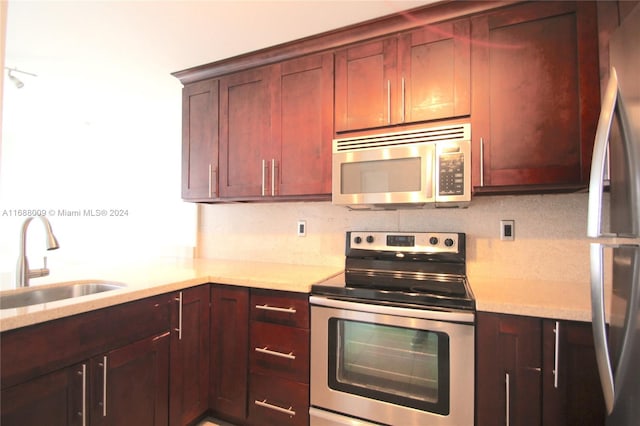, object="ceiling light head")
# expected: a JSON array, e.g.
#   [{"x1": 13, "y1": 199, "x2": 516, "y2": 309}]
[
  {"x1": 8, "y1": 70, "x2": 25, "y2": 89},
  {"x1": 5, "y1": 67, "x2": 37, "y2": 89}
]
